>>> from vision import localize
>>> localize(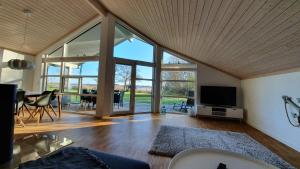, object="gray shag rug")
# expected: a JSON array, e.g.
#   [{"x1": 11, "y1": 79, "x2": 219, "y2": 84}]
[{"x1": 149, "y1": 125, "x2": 294, "y2": 169}]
